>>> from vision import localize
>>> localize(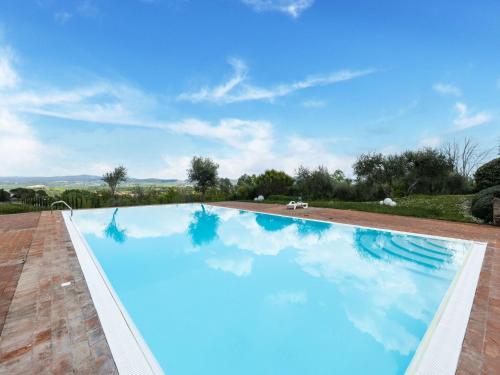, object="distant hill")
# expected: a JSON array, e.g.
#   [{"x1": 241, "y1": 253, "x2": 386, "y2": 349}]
[{"x1": 0, "y1": 175, "x2": 182, "y2": 188}]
